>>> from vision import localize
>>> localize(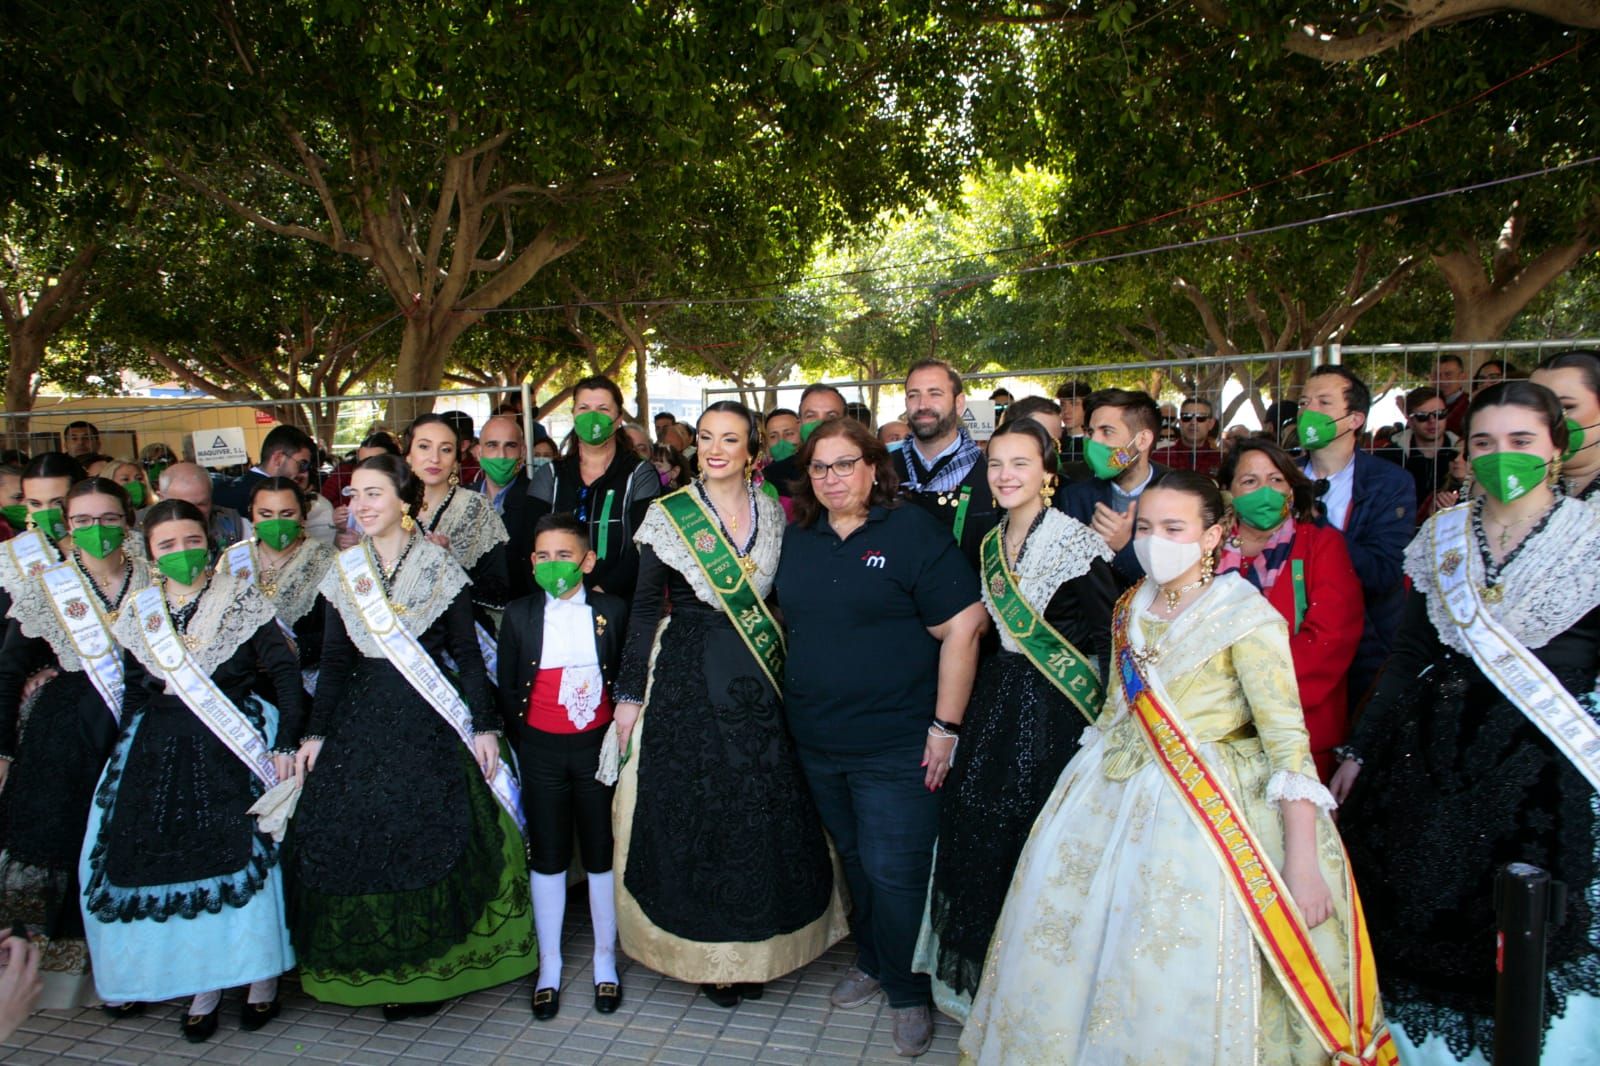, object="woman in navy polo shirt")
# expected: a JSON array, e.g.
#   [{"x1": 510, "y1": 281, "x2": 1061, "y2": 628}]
[{"x1": 776, "y1": 417, "x2": 987, "y2": 1059}]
